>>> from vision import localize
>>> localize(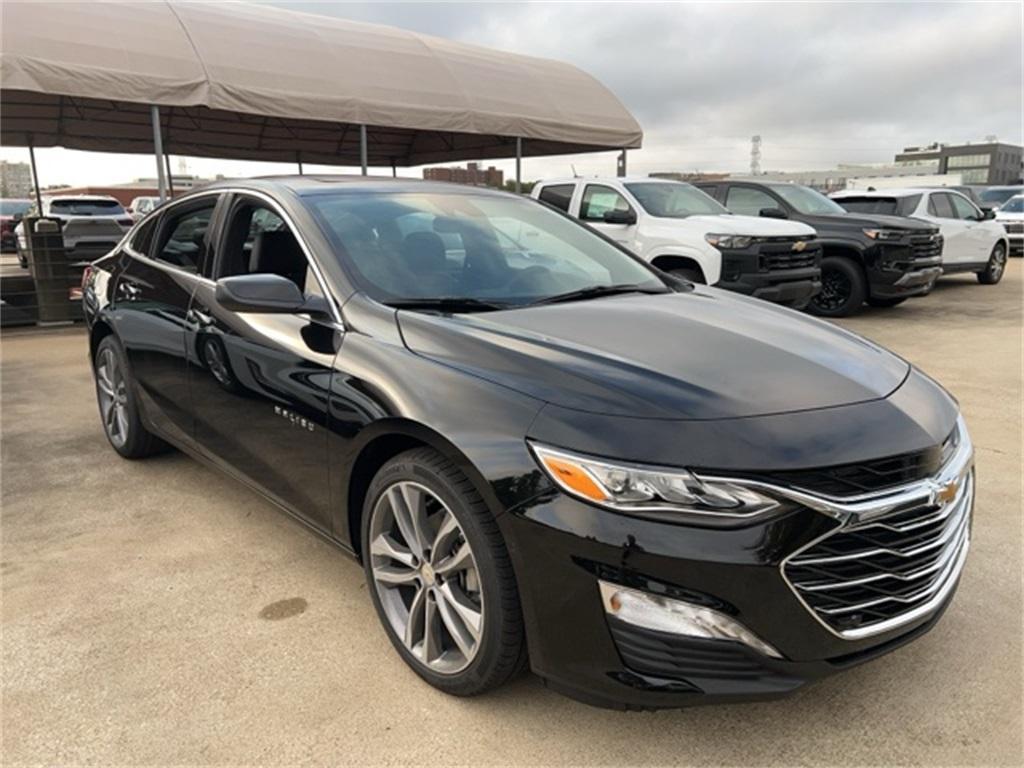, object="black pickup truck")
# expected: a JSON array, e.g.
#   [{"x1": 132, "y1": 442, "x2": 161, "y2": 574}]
[{"x1": 696, "y1": 180, "x2": 943, "y2": 317}]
